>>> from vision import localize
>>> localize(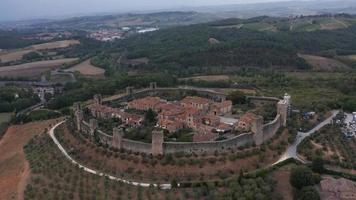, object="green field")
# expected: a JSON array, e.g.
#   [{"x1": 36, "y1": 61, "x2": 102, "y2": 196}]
[{"x1": 0, "y1": 113, "x2": 13, "y2": 124}]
